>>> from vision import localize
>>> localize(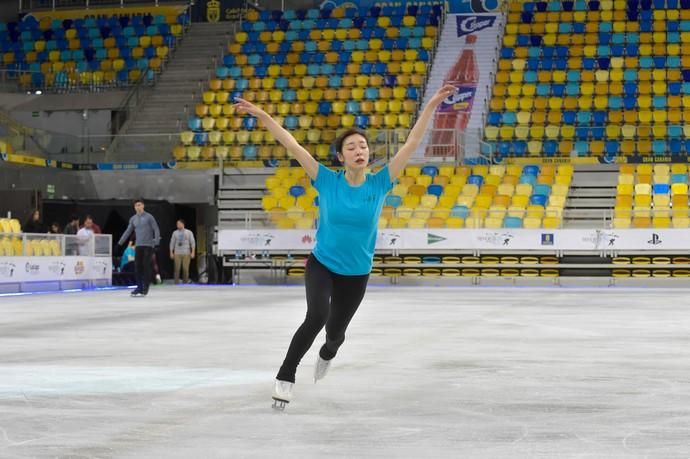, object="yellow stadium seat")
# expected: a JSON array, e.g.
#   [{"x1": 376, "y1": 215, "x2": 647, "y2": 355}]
[
  {"x1": 523, "y1": 217, "x2": 542, "y2": 229},
  {"x1": 653, "y1": 217, "x2": 671, "y2": 228},
  {"x1": 613, "y1": 217, "x2": 631, "y2": 229},
  {"x1": 673, "y1": 217, "x2": 690, "y2": 228}
]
